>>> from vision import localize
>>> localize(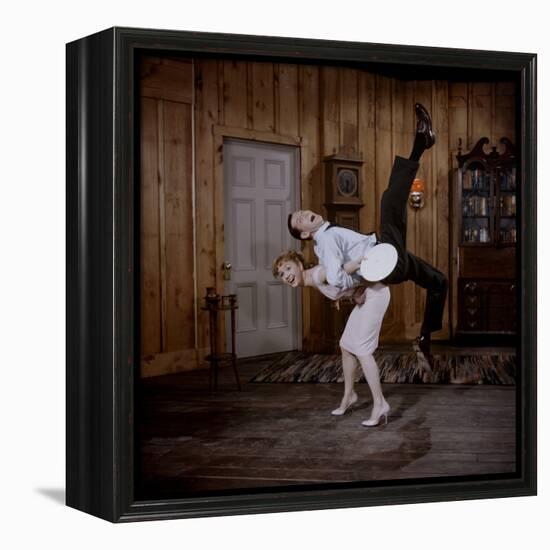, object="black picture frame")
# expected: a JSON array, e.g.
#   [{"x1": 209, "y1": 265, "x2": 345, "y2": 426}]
[{"x1": 66, "y1": 27, "x2": 537, "y2": 523}]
